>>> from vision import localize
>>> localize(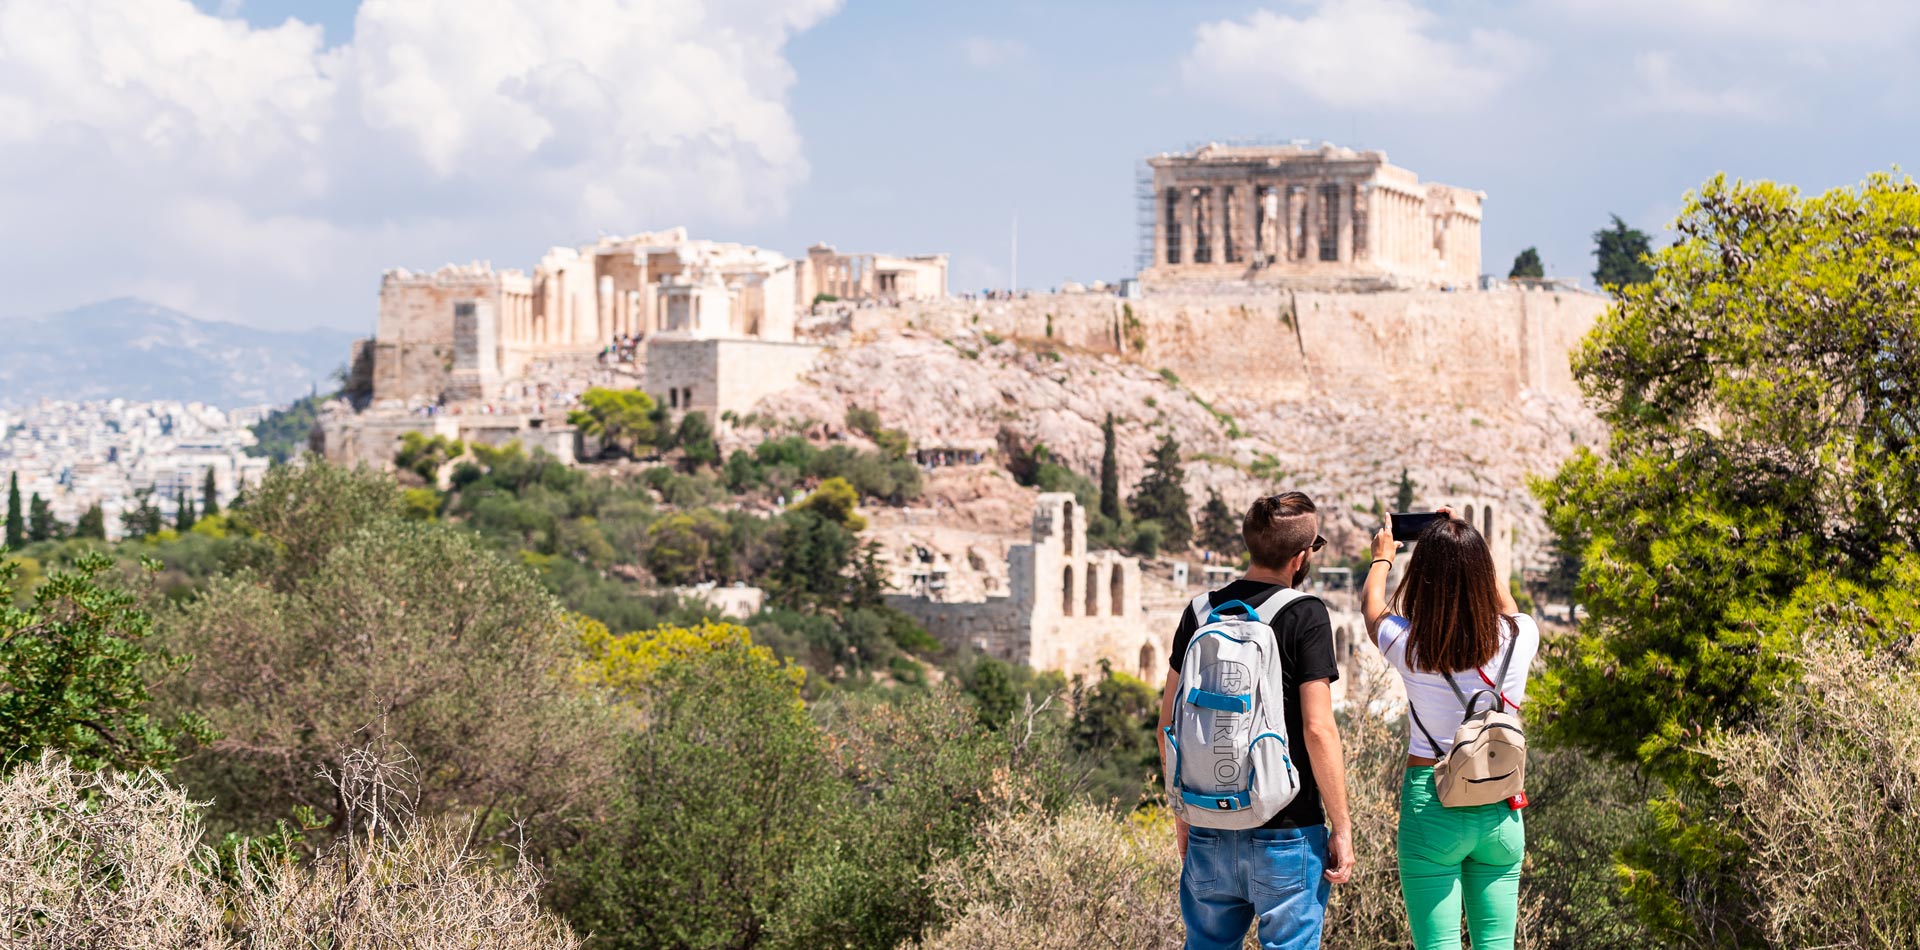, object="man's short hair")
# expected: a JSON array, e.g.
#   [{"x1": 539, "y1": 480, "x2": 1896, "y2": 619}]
[{"x1": 1243, "y1": 492, "x2": 1318, "y2": 569}]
